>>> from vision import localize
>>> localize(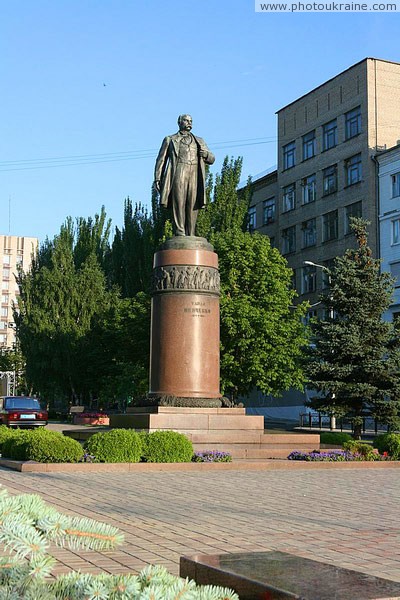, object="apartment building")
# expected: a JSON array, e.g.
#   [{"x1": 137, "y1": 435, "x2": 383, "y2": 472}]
[
  {"x1": 376, "y1": 143, "x2": 400, "y2": 321},
  {"x1": 250, "y1": 58, "x2": 400, "y2": 317},
  {"x1": 0, "y1": 235, "x2": 38, "y2": 348}
]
